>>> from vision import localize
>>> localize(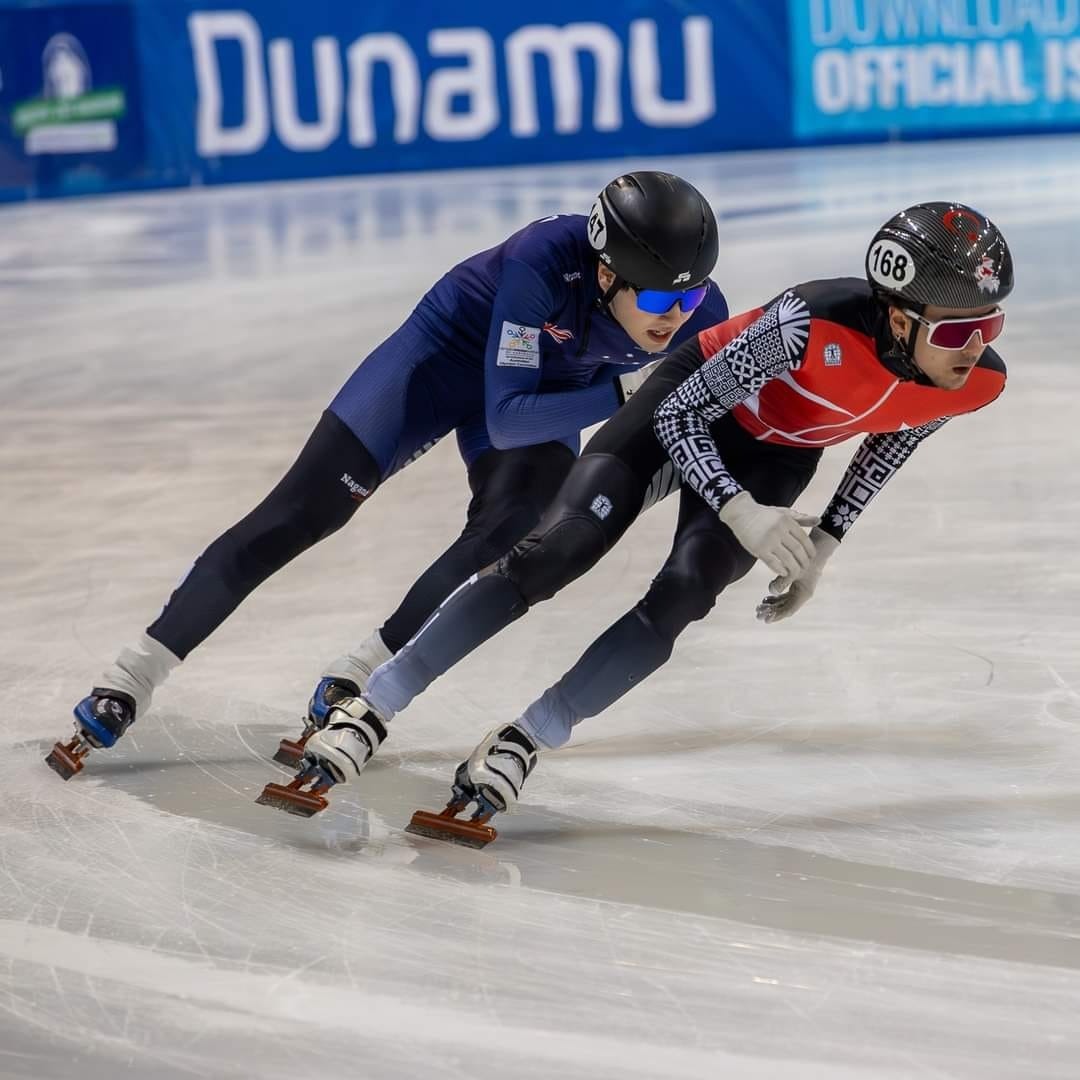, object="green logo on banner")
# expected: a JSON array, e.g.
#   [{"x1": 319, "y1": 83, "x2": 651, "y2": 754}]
[{"x1": 13, "y1": 87, "x2": 126, "y2": 135}]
